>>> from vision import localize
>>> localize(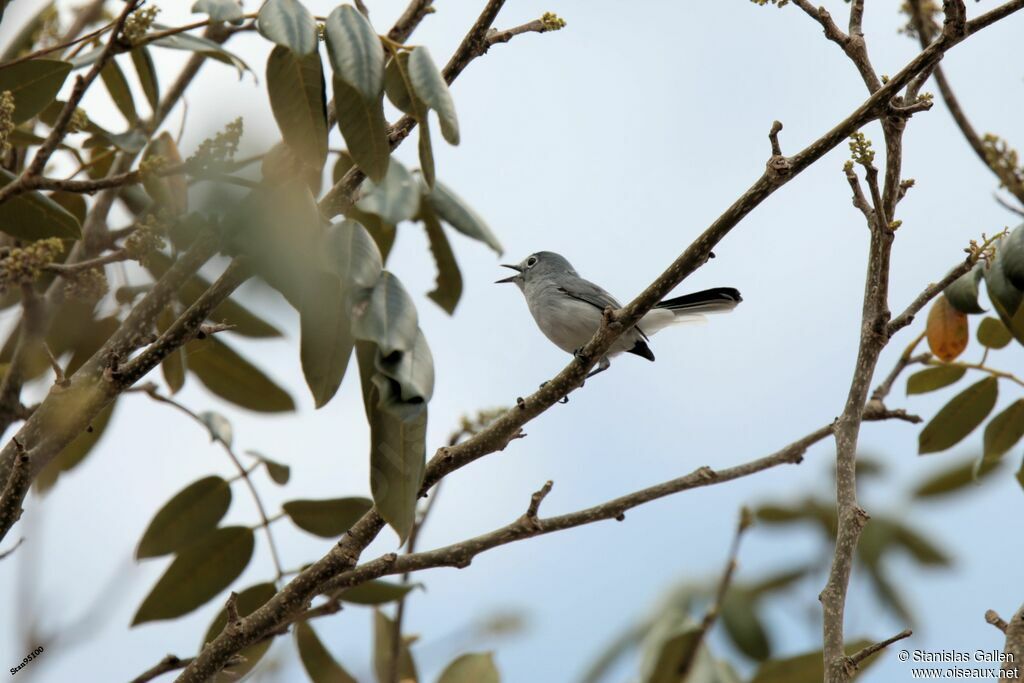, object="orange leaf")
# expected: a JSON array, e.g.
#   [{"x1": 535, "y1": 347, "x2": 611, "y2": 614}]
[{"x1": 926, "y1": 296, "x2": 969, "y2": 361}]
